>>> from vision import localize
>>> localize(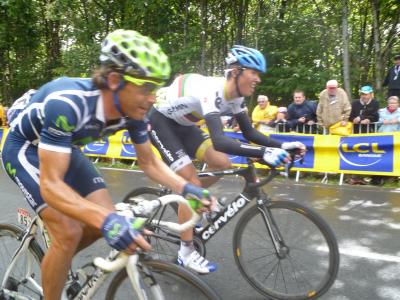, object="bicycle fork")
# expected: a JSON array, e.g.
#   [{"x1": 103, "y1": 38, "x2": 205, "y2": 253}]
[
  {"x1": 1, "y1": 219, "x2": 43, "y2": 300},
  {"x1": 256, "y1": 199, "x2": 289, "y2": 259},
  {"x1": 126, "y1": 255, "x2": 165, "y2": 300}
]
